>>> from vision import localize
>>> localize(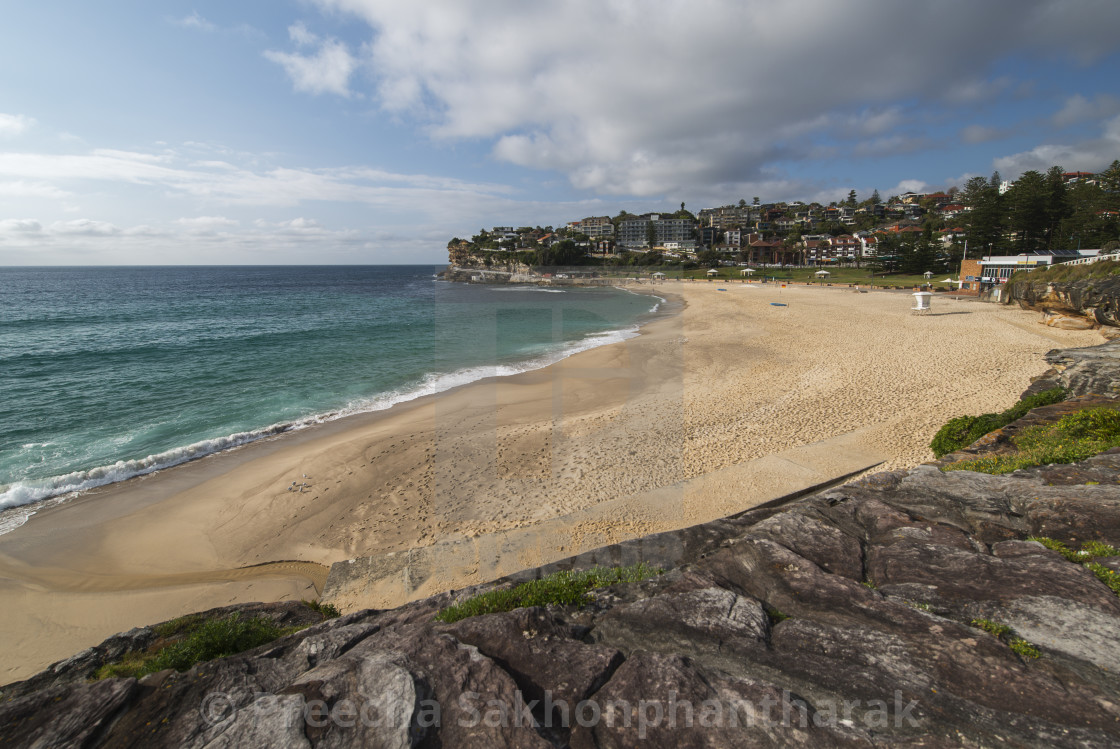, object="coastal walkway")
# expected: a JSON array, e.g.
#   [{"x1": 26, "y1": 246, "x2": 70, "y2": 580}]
[{"x1": 322, "y1": 428, "x2": 886, "y2": 611}]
